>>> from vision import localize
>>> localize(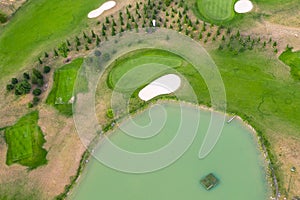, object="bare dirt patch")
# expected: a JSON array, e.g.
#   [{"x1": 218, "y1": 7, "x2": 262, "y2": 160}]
[{"x1": 0, "y1": 0, "x2": 26, "y2": 16}]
